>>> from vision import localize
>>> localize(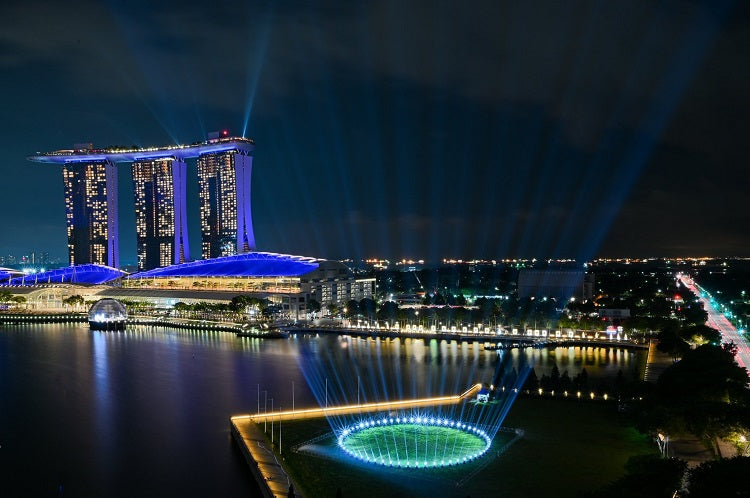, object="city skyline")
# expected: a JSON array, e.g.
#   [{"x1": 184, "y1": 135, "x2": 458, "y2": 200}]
[{"x1": 1, "y1": 0, "x2": 748, "y2": 264}]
